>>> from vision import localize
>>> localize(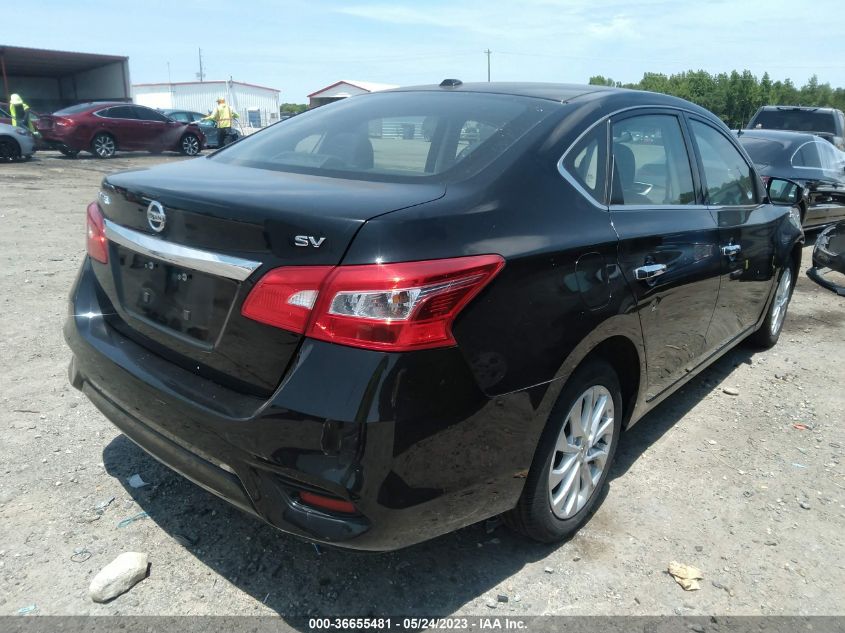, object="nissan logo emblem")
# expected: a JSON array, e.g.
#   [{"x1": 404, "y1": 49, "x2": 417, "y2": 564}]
[{"x1": 147, "y1": 201, "x2": 166, "y2": 233}]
